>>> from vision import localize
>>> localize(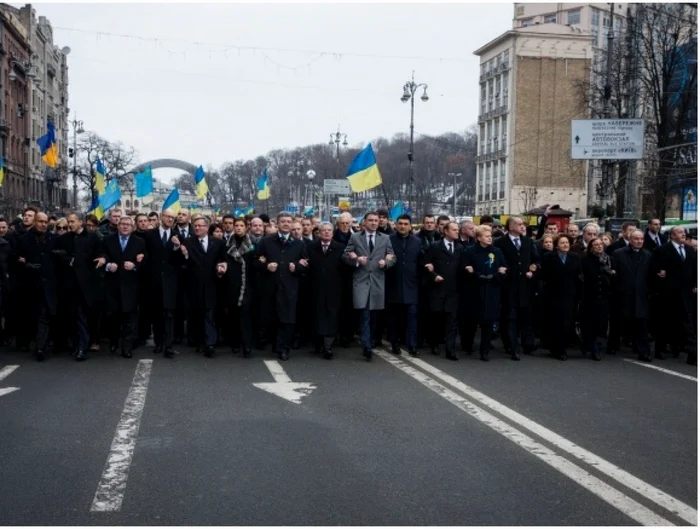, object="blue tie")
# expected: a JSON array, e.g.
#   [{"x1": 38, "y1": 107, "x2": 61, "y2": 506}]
[
  {"x1": 120, "y1": 237, "x2": 128, "y2": 251},
  {"x1": 560, "y1": 254, "x2": 566, "y2": 264}
]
